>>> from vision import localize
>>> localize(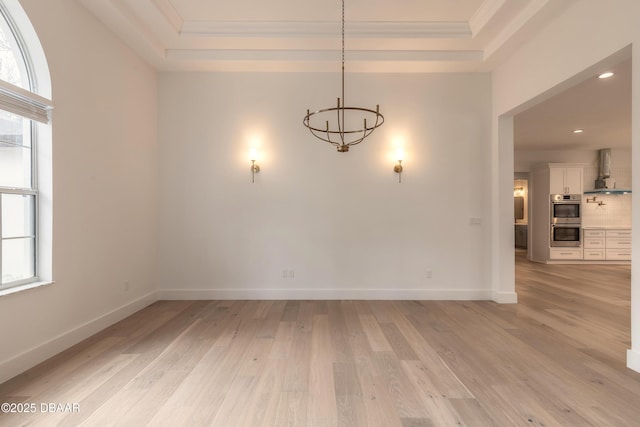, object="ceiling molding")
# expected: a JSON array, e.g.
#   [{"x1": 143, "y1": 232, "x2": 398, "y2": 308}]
[
  {"x1": 78, "y1": 0, "x2": 570, "y2": 73},
  {"x1": 179, "y1": 21, "x2": 472, "y2": 39},
  {"x1": 483, "y1": 0, "x2": 551, "y2": 61},
  {"x1": 166, "y1": 49, "x2": 483, "y2": 63},
  {"x1": 468, "y1": 0, "x2": 507, "y2": 37},
  {"x1": 151, "y1": 0, "x2": 183, "y2": 33},
  {"x1": 350, "y1": 50, "x2": 482, "y2": 62},
  {"x1": 349, "y1": 22, "x2": 471, "y2": 39},
  {"x1": 180, "y1": 21, "x2": 338, "y2": 38}
]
